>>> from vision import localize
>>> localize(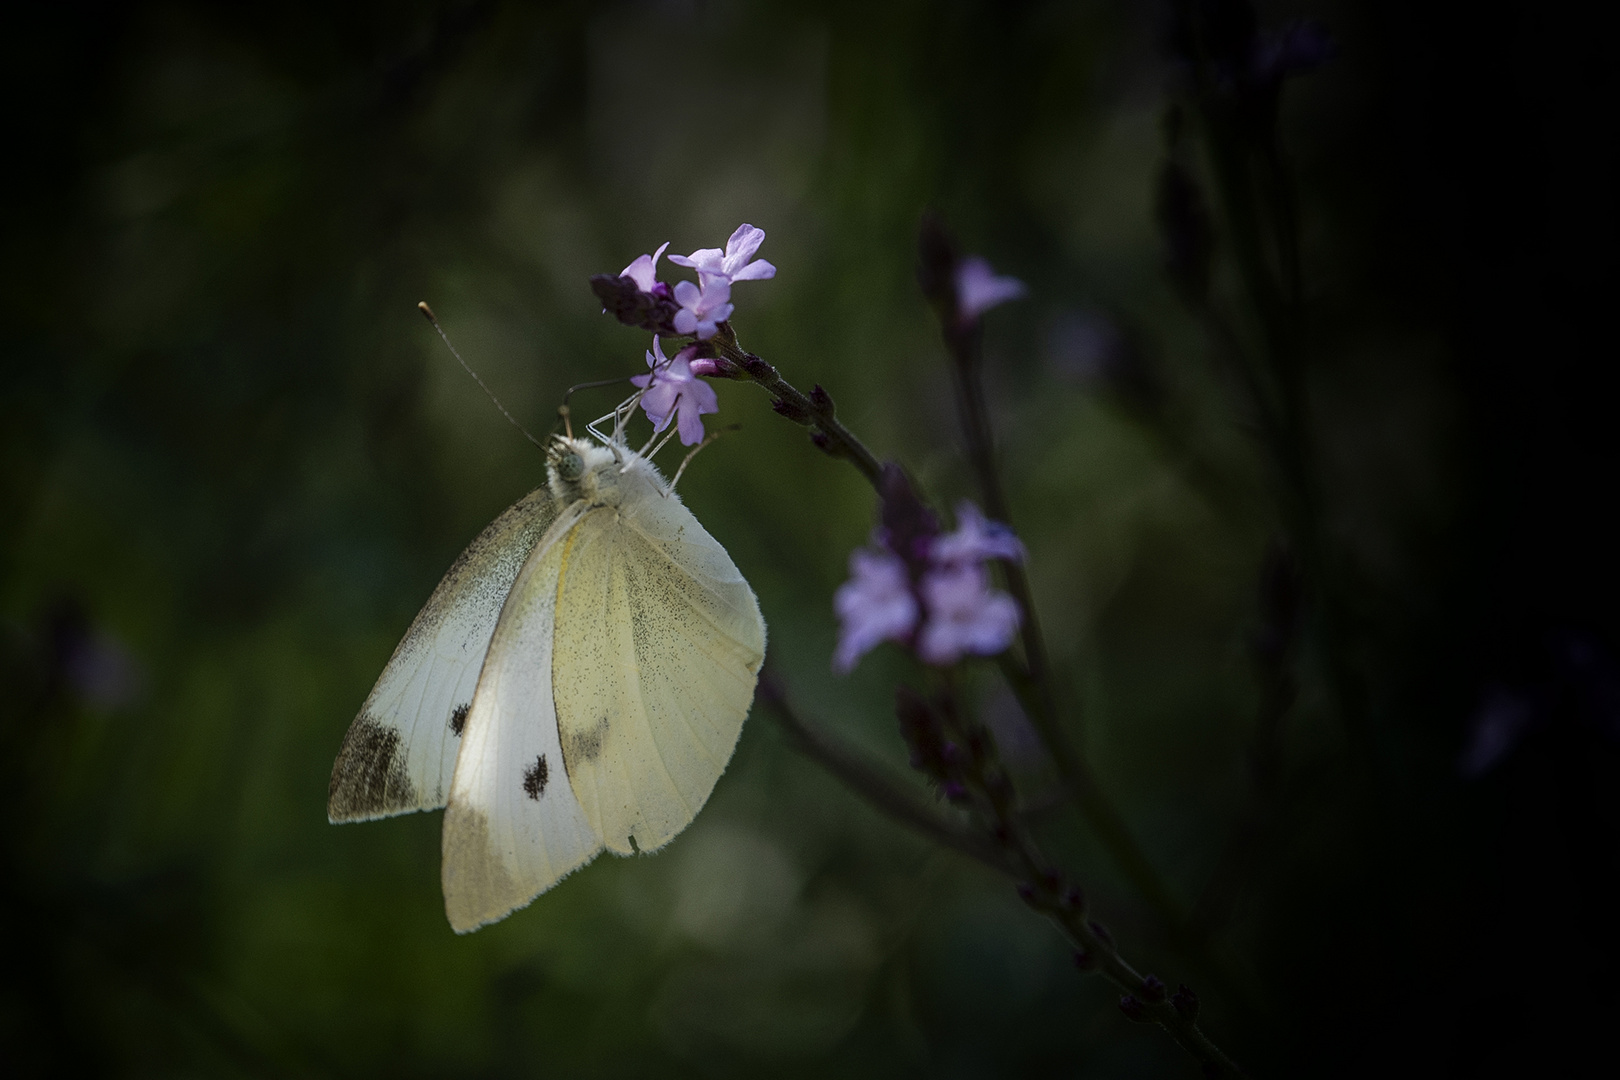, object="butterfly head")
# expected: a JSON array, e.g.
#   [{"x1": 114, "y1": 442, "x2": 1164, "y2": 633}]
[{"x1": 547, "y1": 435, "x2": 658, "y2": 508}]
